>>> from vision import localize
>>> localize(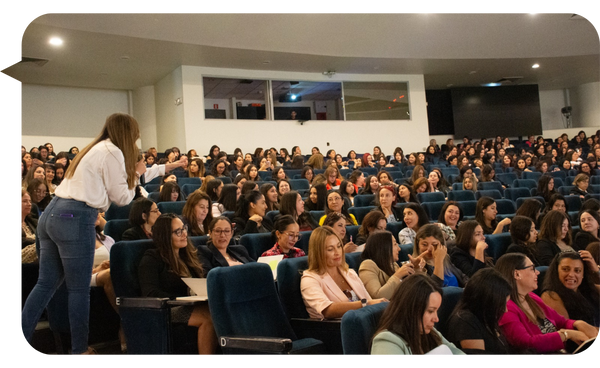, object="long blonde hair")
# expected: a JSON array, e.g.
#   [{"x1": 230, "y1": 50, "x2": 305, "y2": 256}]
[
  {"x1": 307, "y1": 226, "x2": 348, "y2": 275},
  {"x1": 65, "y1": 113, "x2": 140, "y2": 189}
]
